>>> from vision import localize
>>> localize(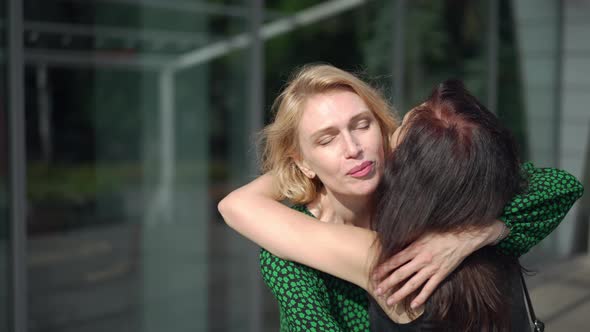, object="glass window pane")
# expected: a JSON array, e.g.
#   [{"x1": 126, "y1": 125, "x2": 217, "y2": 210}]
[
  {"x1": 0, "y1": 0, "x2": 9, "y2": 330},
  {"x1": 402, "y1": 0, "x2": 490, "y2": 113},
  {"x1": 260, "y1": 1, "x2": 395, "y2": 330},
  {"x1": 23, "y1": 1, "x2": 247, "y2": 331},
  {"x1": 506, "y1": 0, "x2": 560, "y2": 167},
  {"x1": 506, "y1": 0, "x2": 562, "y2": 262},
  {"x1": 18, "y1": 1, "x2": 585, "y2": 331},
  {"x1": 264, "y1": 0, "x2": 394, "y2": 115}
]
